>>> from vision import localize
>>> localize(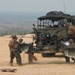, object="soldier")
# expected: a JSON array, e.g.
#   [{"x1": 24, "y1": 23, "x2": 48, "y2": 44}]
[
  {"x1": 69, "y1": 39, "x2": 75, "y2": 48},
  {"x1": 9, "y1": 34, "x2": 22, "y2": 66},
  {"x1": 68, "y1": 39, "x2": 75, "y2": 62},
  {"x1": 18, "y1": 38, "x2": 25, "y2": 53},
  {"x1": 18, "y1": 38, "x2": 38, "y2": 61}
]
